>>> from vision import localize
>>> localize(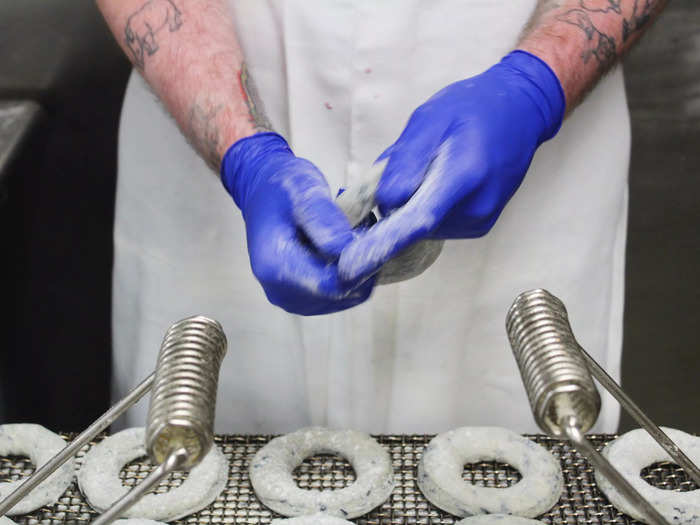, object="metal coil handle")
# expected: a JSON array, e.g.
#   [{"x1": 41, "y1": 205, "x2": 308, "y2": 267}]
[
  {"x1": 506, "y1": 289, "x2": 600, "y2": 436},
  {"x1": 506, "y1": 289, "x2": 681, "y2": 525},
  {"x1": 147, "y1": 315, "x2": 227, "y2": 468},
  {"x1": 93, "y1": 315, "x2": 228, "y2": 525}
]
